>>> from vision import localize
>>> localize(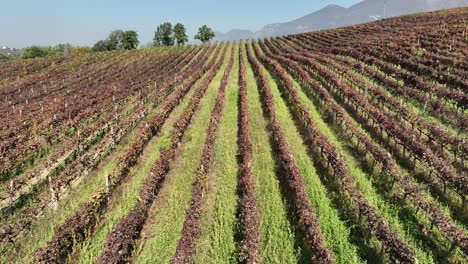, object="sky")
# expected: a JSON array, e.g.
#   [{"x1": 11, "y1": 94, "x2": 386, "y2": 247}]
[{"x1": 1, "y1": 0, "x2": 362, "y2": 48}]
